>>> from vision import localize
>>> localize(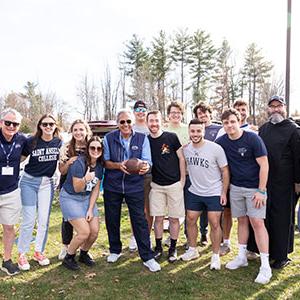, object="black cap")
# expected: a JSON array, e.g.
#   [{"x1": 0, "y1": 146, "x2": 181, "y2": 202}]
[
  {"x1": 268, "y1": 95, "x2": 286, "y2": 105},
  {"x1": 133, "y1": 100, "x2": 147, "y2": 110}
]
